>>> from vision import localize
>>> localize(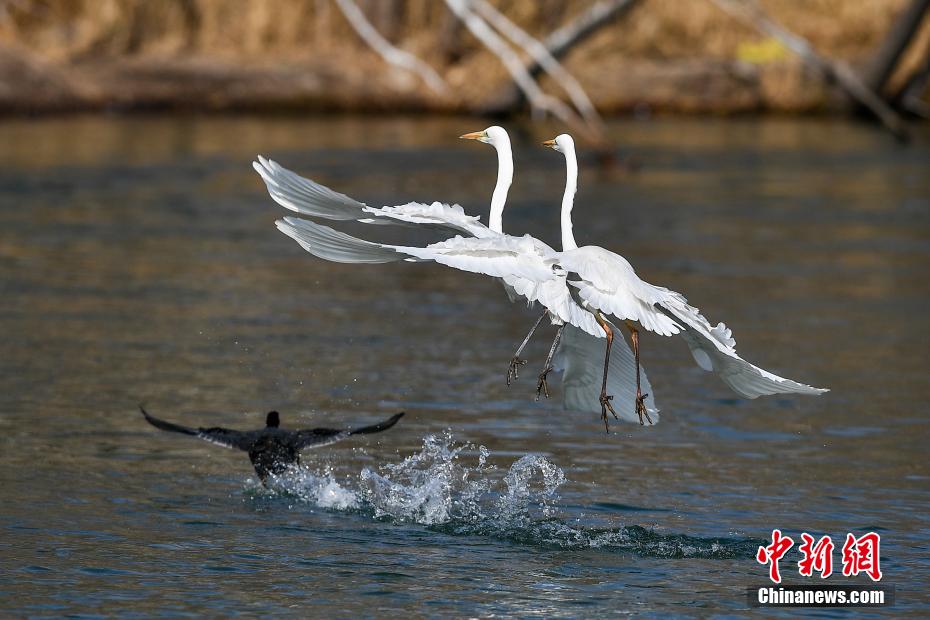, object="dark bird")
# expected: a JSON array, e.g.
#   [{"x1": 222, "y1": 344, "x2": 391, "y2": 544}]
[{"x1": 140, "y1": 406, "x2": 404, "y2": 483}]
